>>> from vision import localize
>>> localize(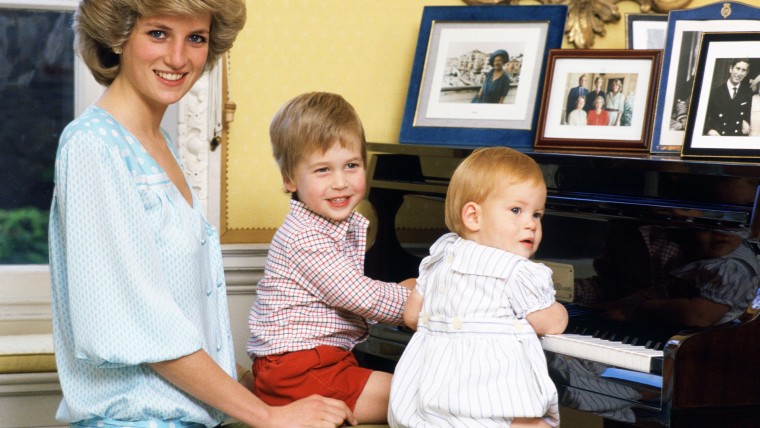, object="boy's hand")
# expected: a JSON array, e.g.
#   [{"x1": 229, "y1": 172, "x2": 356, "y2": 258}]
[
  {"x1": 269, "y1": 394, "x2": 357, "y2": 427},
  {"x1": 399, "y1": 278, "x2": 416, "y2": 290}
]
